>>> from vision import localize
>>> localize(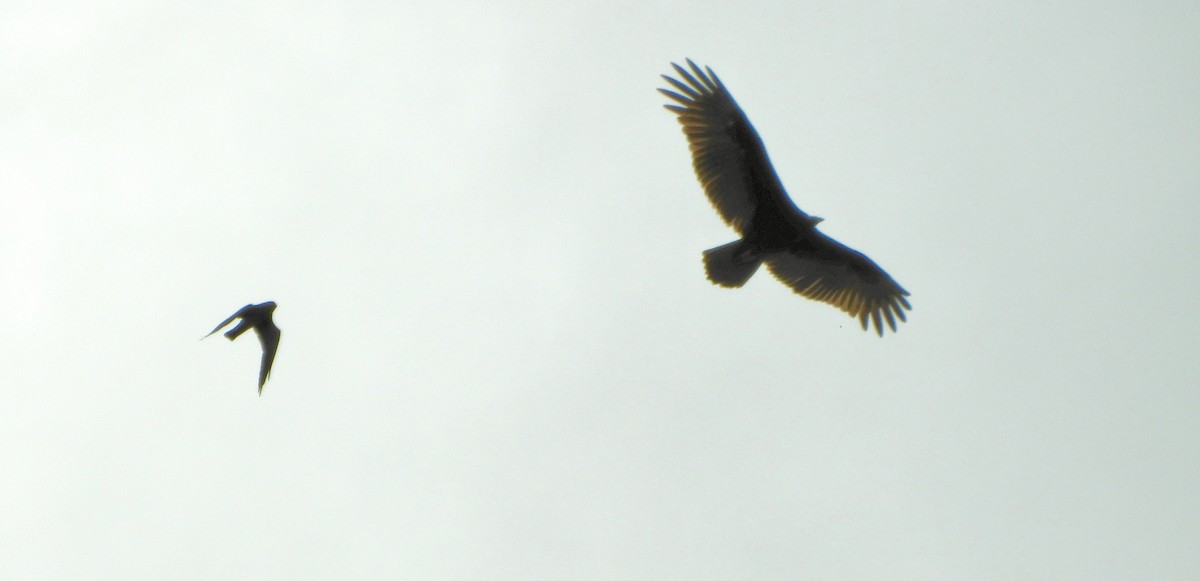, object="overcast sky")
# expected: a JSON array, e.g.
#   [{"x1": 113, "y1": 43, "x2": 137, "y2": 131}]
[{"x1": 3, "y1": 1, "x2": 1200, "y2": 579}]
